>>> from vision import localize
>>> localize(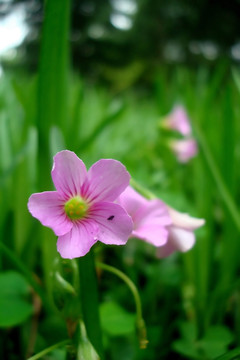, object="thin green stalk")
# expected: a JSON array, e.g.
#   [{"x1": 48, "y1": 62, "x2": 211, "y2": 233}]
[
  {"x1": 194, "y1": 123, "x2": 240, "y2": 233},
  {"x1": 130, "y1": 178, "x2": 155, "y2": 200},
  {"x1": 96, "y1": 262, "x2": 148, "y2": 349},
  {"x1": 97, "y1": 262, "x2": 143, "y2": 319},
  {"x1": 193, "y1": 115, "x2": 240, "y2": 328},
  {"x1": 192, "y1": 158, "x2": 213, "y2": 335},
  {"x1": 218, "y1": 85, "x2": 239, "y2": 304},
  {"x1": 27, "y1": 339, "x2": 70, "y2": 360},
  {"x1": 214, "y1": 346, "x2": 240, "y2": 360},
  {"x1": 0, "y1": 241, "x2": 55, "y2": 313}
]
